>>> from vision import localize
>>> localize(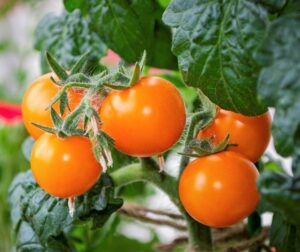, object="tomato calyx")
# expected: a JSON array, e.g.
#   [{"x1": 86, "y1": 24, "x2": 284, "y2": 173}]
[{"x1": 179, "y1": 133, "x2": 237, "y2": 158}]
